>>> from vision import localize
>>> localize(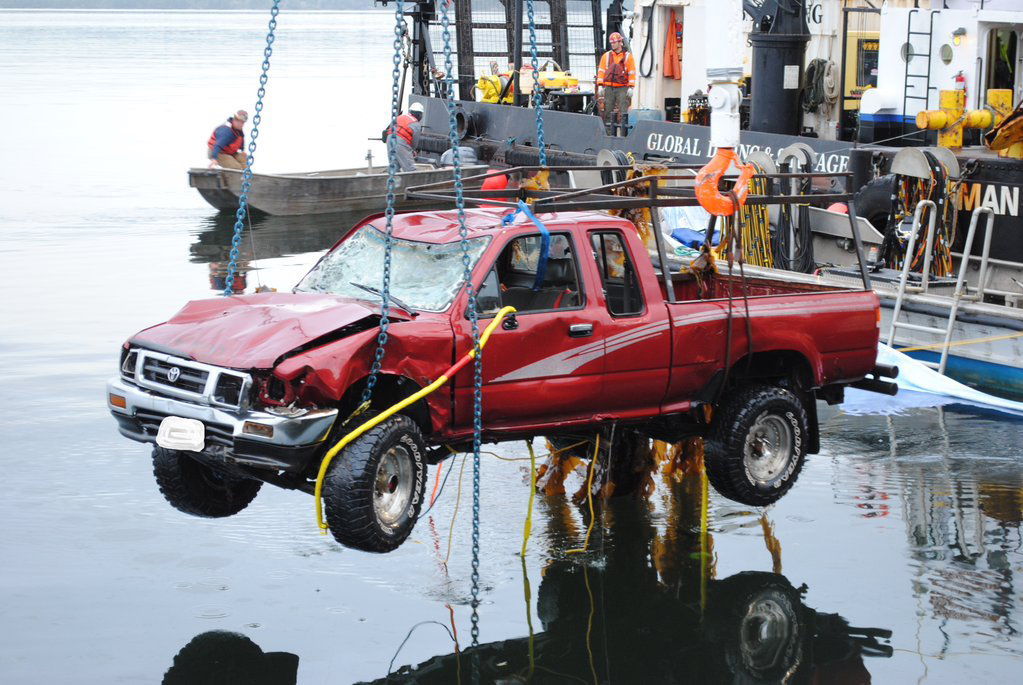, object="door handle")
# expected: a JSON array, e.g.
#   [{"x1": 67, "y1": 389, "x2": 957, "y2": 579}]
[{"x1": 568, "y1": 323, "x2": 594, "y2": 337}]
